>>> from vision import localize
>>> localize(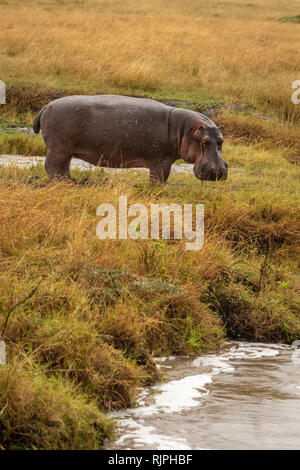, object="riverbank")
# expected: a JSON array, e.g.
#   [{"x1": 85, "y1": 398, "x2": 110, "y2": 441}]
[{"x1": 0, "y1": 144, "x2": 299, "y2": 448}]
